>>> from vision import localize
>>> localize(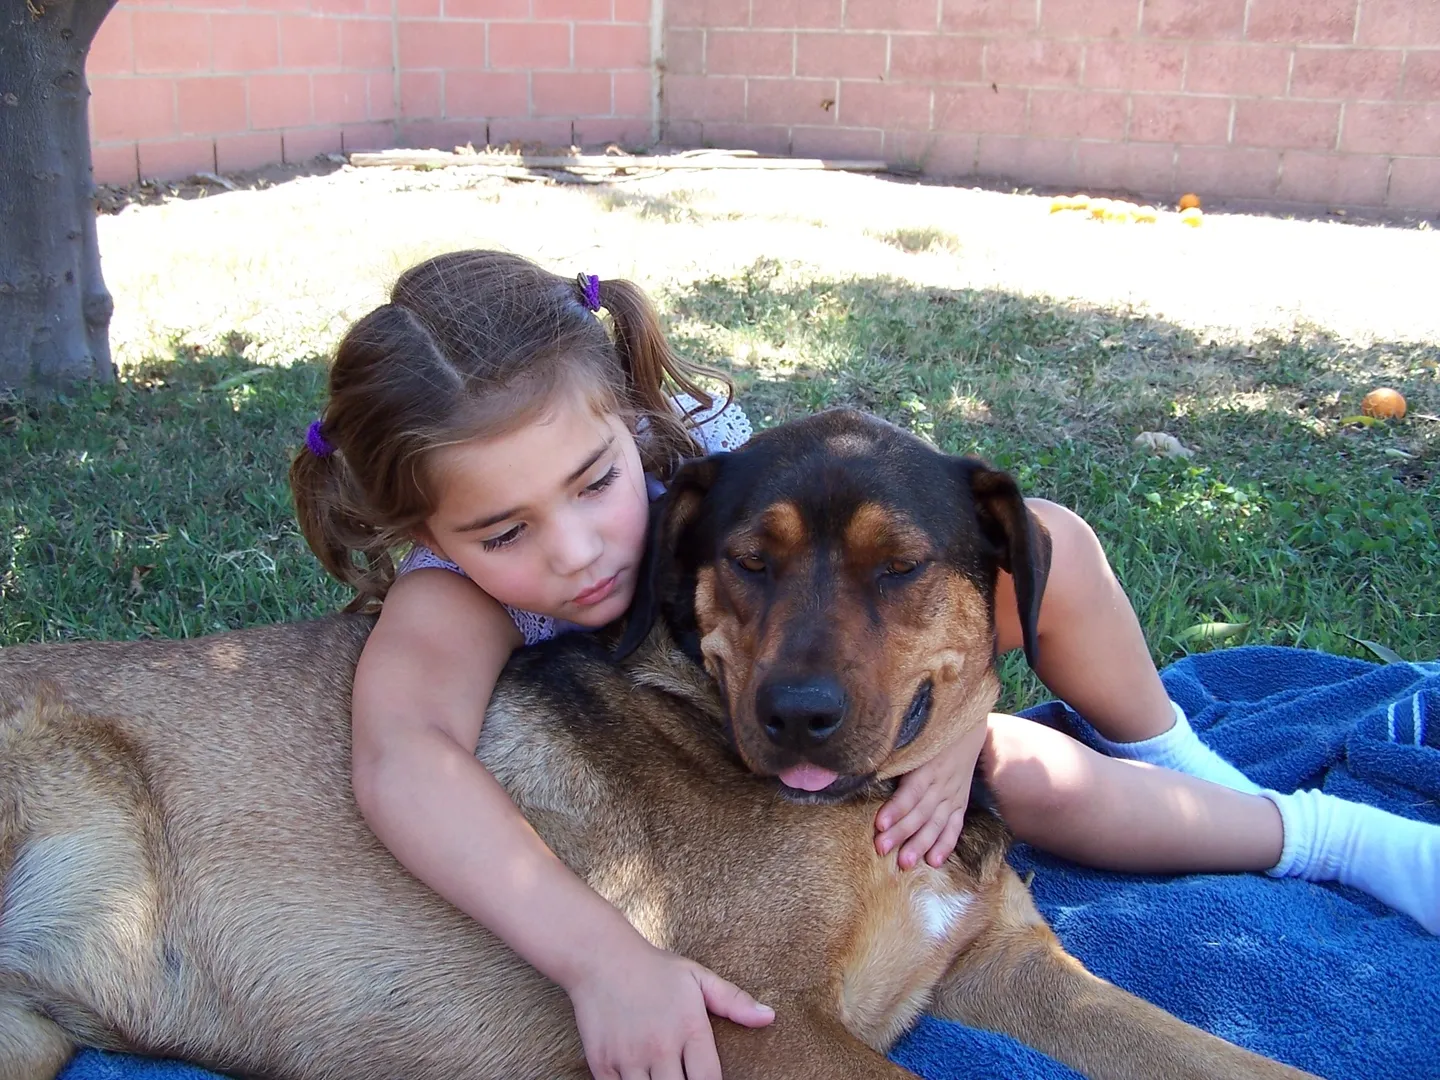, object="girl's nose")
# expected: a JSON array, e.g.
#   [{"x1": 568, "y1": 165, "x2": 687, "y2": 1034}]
[{"x1": 548, "y1": 515, "x2": 604, "y2": 578}]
